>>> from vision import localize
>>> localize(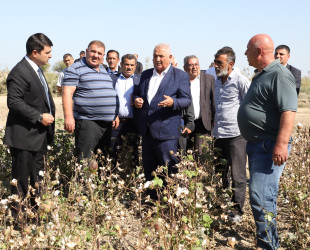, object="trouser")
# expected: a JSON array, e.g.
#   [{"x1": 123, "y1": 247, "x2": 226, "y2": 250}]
[
  {"x1": 110, "y1": 118, "x2": 139, "y2": 166},
  {"x1": 214, "y1": 135, "x2": 247, "y2": 213},
  {"x1": 179, "y1": 118, "x2": 211, "y2": 156},
  {"x1": 10, "y1": 140, "x2": 47, "y2": 218},
  {"x1": 75, "y1": 119, "x2": 112, "y2": 159},
  {"x1": 247, "y1": 140, "x2": 291, "y2": 250}
]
